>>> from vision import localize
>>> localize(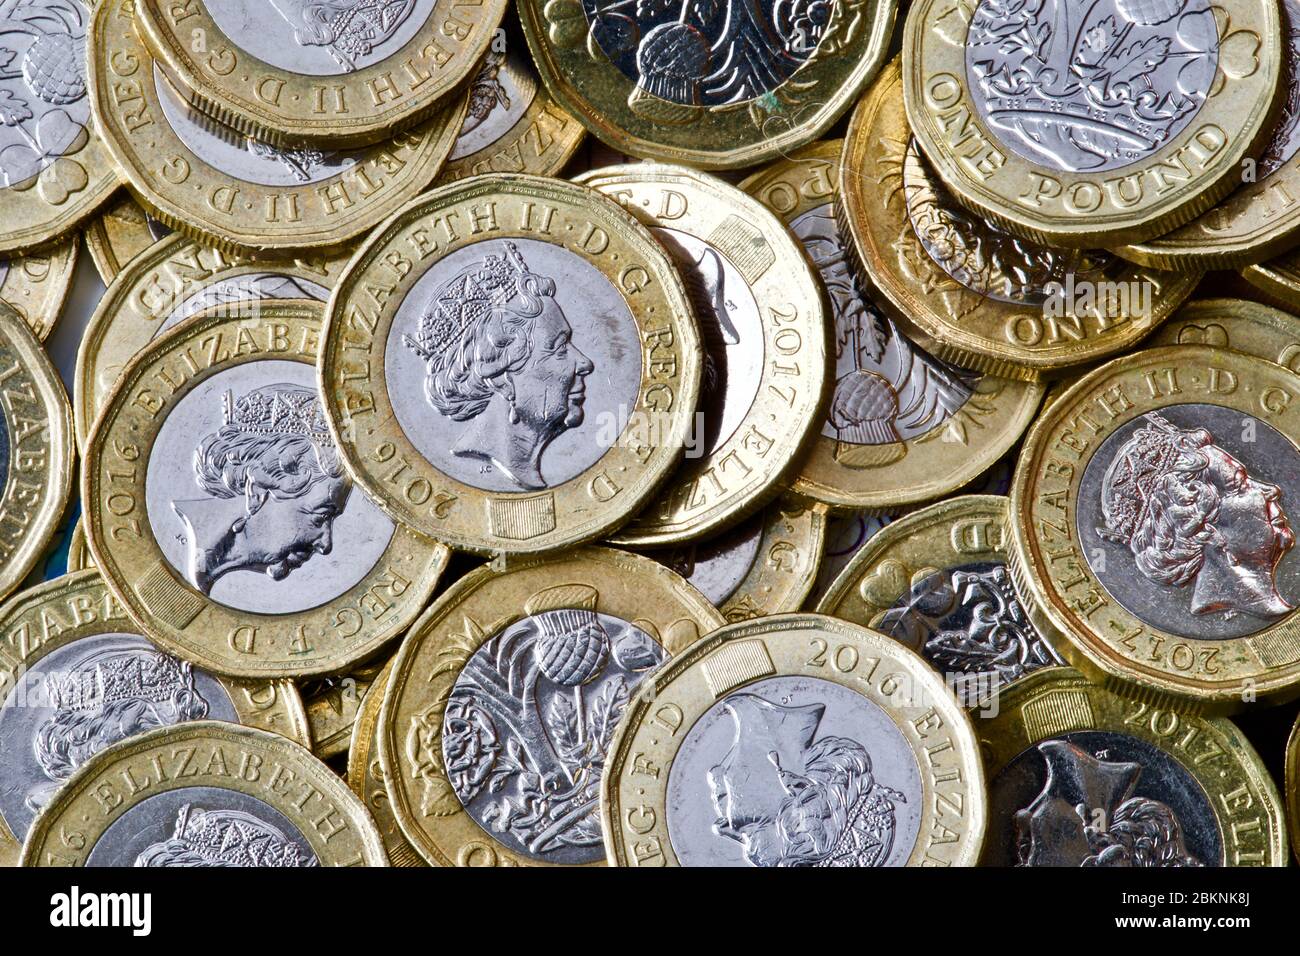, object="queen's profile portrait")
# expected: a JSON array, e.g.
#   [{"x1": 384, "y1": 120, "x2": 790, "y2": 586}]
[
  {"x1": 171, "y1": 384, "x2": 351, "y2": 596},
  {"x1": 1097, "y1": 412, "x2": 1295, "y2": 621},
  {"x1": 403, "y1": 241, "x2": 595, "y2": 492}
]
